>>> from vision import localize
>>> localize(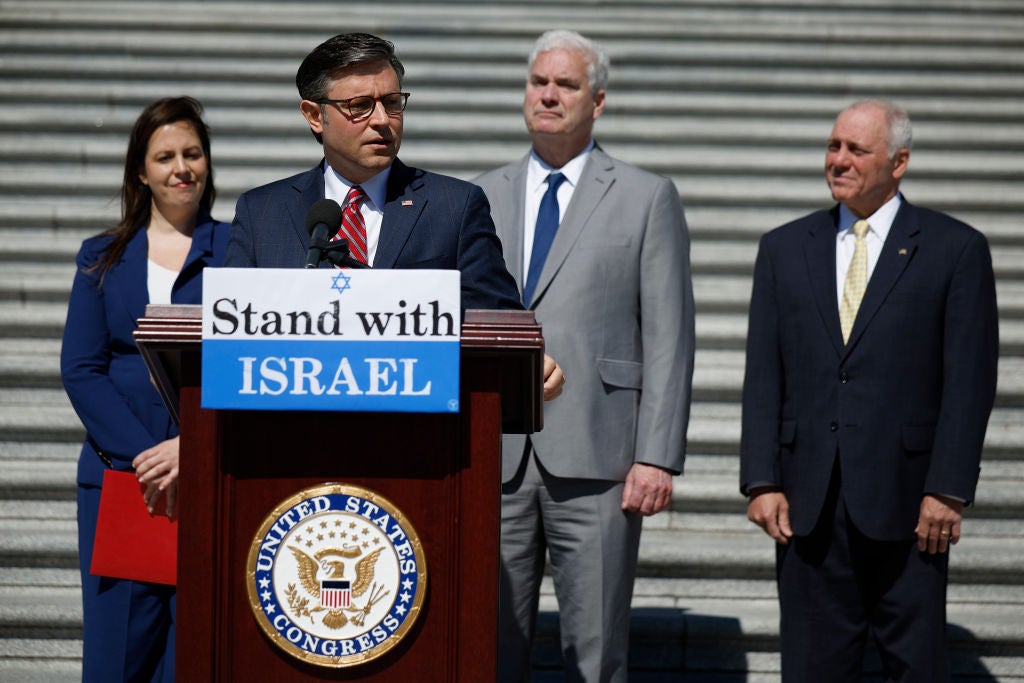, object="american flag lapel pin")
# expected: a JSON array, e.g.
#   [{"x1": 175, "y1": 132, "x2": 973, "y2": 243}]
[
  {"x1": 402, "y1": 200, "x2": 413, "y2": 206},
  {"x1": 898, "y1": 248, "x2": 907, "y2": 256}
]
